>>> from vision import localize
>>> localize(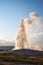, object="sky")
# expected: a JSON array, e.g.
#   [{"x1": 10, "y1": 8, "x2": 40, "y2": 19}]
[{"x1": 0, "y1": 0, "x2": 43, "y2": 46}]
